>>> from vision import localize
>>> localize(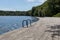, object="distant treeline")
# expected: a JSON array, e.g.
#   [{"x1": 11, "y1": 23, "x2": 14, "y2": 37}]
[
  {"x1": 0, "y1": 10, "x2": 27, "y2": 16},
  {"x1": 0, "y1": 10, "x2": 33, "y2": 16}
]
